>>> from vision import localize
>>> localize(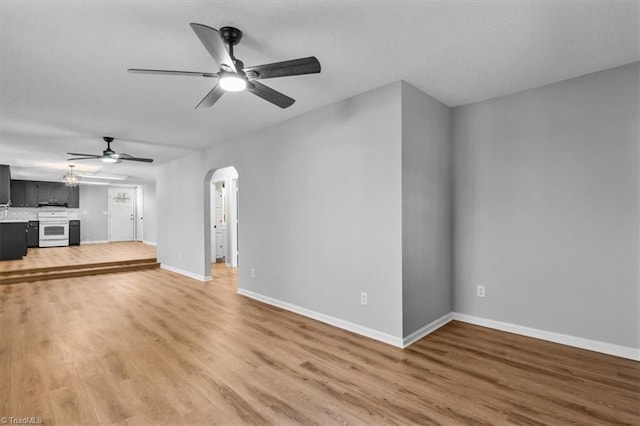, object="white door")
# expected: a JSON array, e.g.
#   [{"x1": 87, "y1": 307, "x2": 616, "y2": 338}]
[
  {"x1": 109, "y1": 188, "x2": 135, "y2": 241},
  {"x1": 214, "y1": 182, "x2": 226, "y2": 260}
]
